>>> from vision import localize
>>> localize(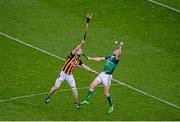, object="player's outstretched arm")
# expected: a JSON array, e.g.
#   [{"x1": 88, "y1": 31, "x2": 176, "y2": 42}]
[
  {"x1": 72, "y1": 13, "x2": 93, "y2": 55},
  {"x1": 72, "y1": 40, "x2": 85, "y2": 55},
  {"x1": 88, "y1": 57, "x2": 105, "y2": 62},
  {"x1": 81, "y1": 64, "x2": 99, "y2": 75},
  {"x1": 116, "y1": 42, "x2": 123, "y2": 60}
]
